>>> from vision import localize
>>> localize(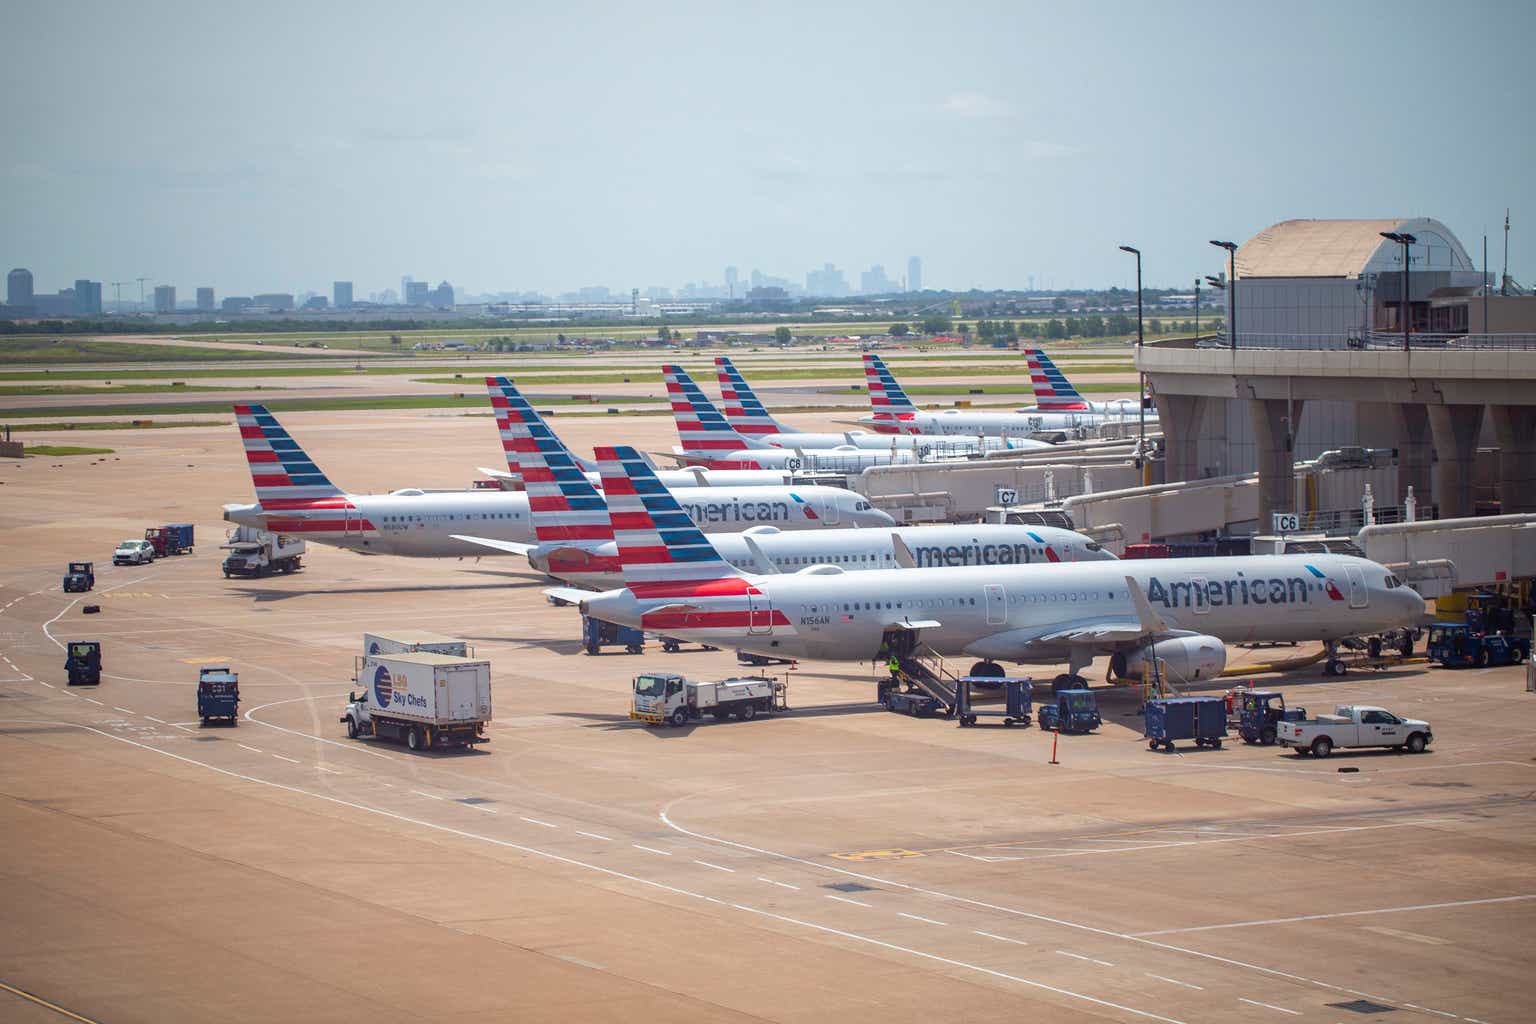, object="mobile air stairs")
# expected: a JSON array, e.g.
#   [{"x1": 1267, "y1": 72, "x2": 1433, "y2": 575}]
[{"x1": 878, "y1": 646, "x2": 960, "y2": 718}]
